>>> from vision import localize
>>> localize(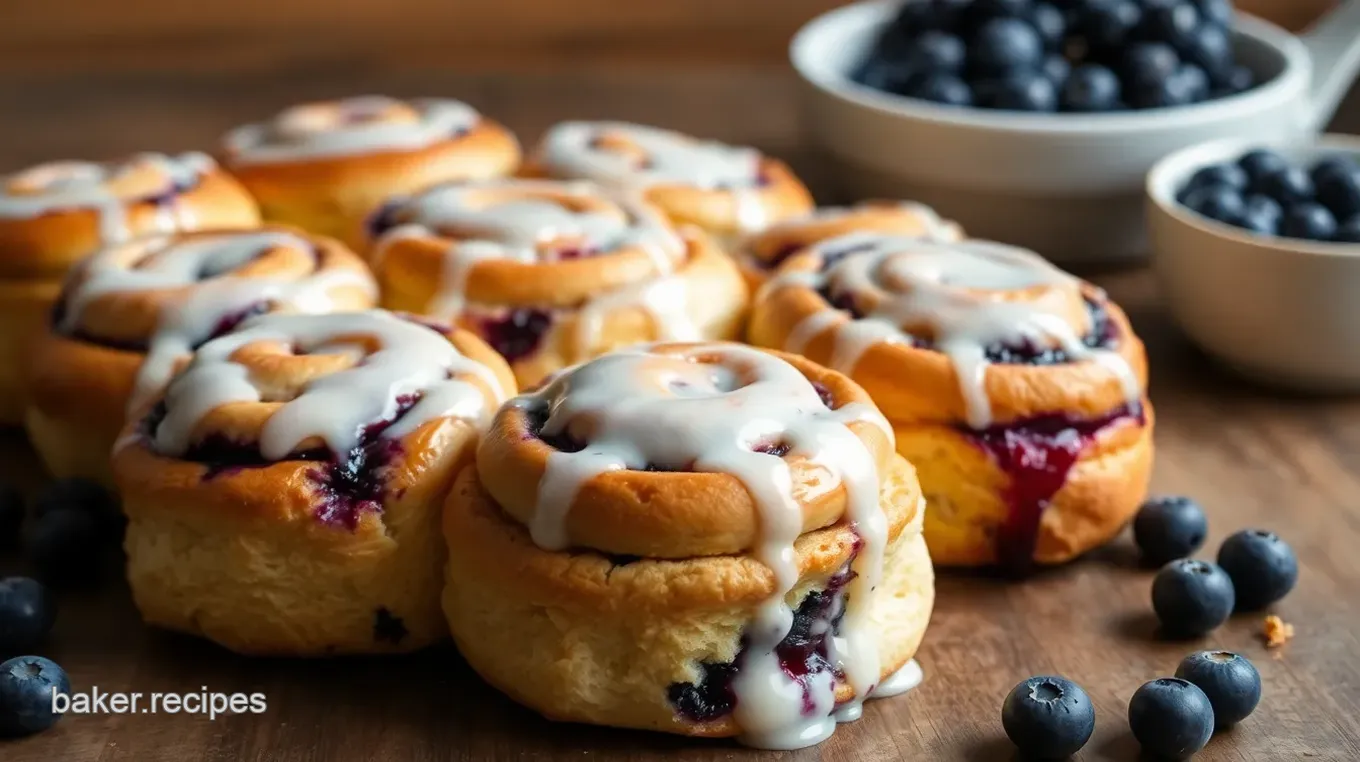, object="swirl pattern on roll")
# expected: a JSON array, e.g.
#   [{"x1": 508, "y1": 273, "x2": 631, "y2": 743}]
[
  {"x1": 476, "y1": 341, "x2": 901, "y2": 747},
  {"x1": 55, "y1": 228, "x2": 377, "y2": 412},
  {"x1": 369, "y1": 179, "x2": 747, "y2": 386}
]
